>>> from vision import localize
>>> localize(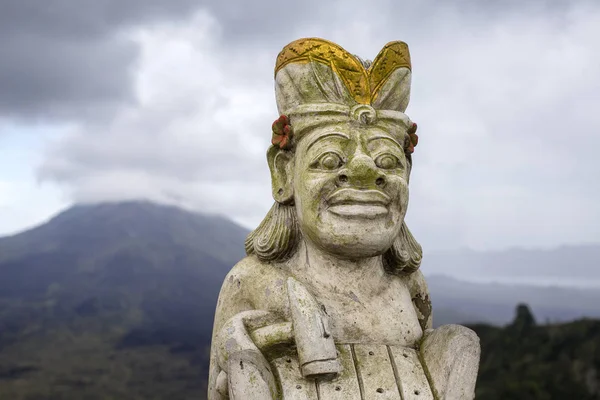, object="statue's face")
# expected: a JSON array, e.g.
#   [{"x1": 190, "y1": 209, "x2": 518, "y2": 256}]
[{"x1": 293, "y1": 122, "x2": 409, "y2": 259}]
